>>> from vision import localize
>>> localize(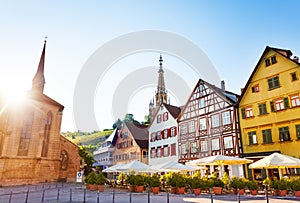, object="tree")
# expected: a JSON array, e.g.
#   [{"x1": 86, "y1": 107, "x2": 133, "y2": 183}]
[
  {"x1": 79, "y1": 146, "x2": 94, "y2": 175},
  {"x1": 123, "y1": 113, "x2": 140, "y2": 124},
  {"x1": 112, "y1": 118, "x2": 123, "y2": 129}
]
